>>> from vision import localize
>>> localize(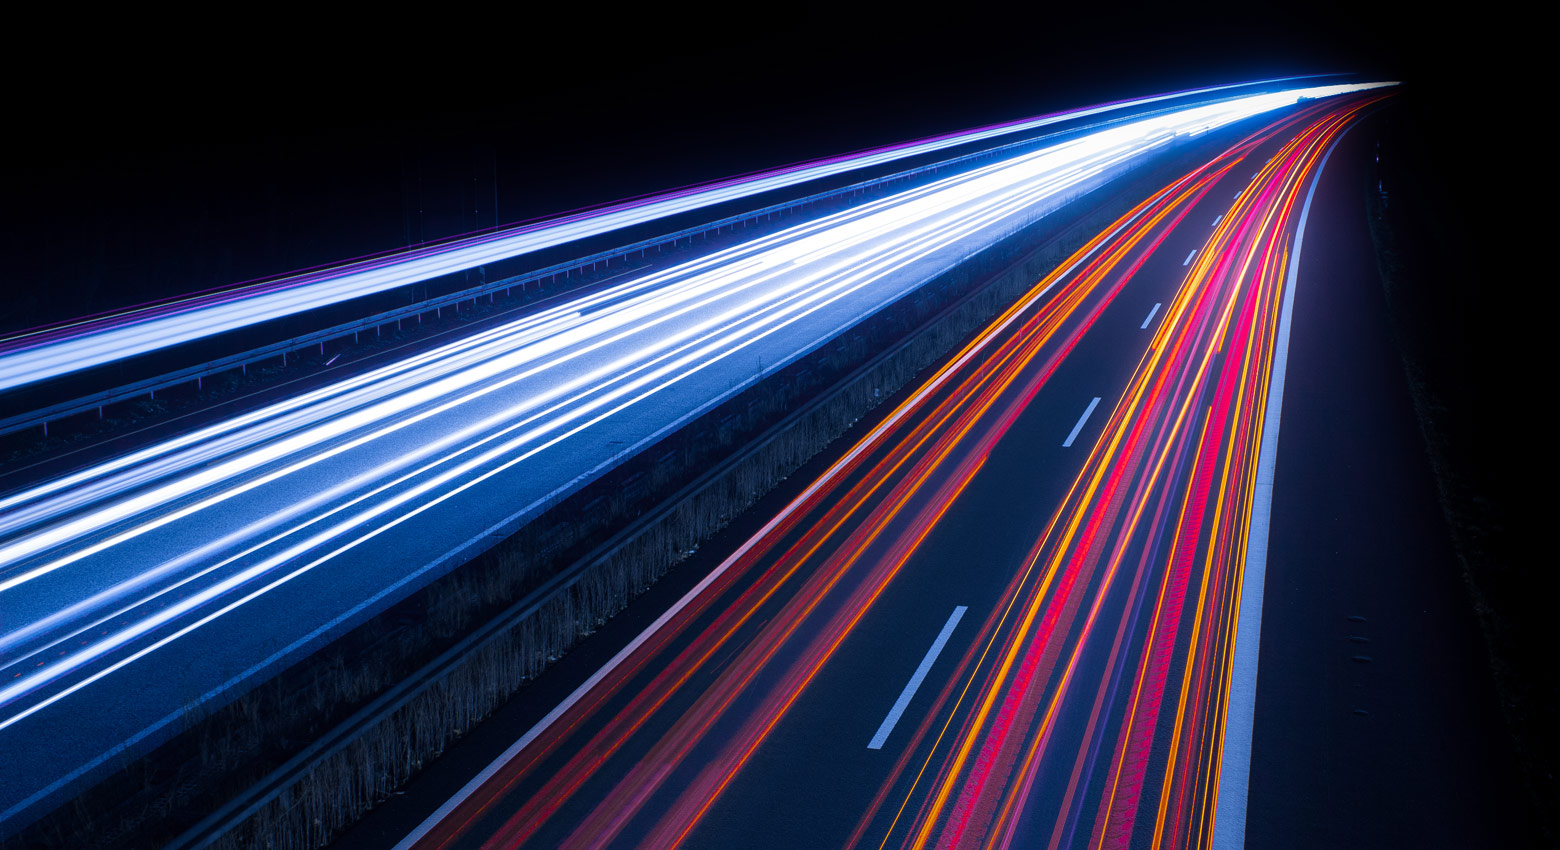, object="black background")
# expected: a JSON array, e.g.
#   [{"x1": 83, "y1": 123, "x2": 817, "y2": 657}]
[
  {"x1": 3, "y1": 3, "x2": 1430, "y2": 331},
  {"x1": 3, "y1": 0, "x2": 1547, "y2": 832}
]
